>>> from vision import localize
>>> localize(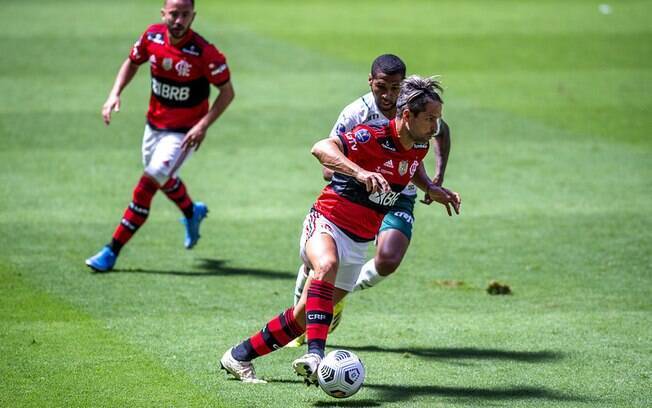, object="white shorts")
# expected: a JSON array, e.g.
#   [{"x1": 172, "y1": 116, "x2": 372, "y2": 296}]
[
  {"x1": 299, "y1": 210, "x2": 370, "y2": 292},
  {"x1": 142, "y1": 125, "x2": 193, "y2": 184}
]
